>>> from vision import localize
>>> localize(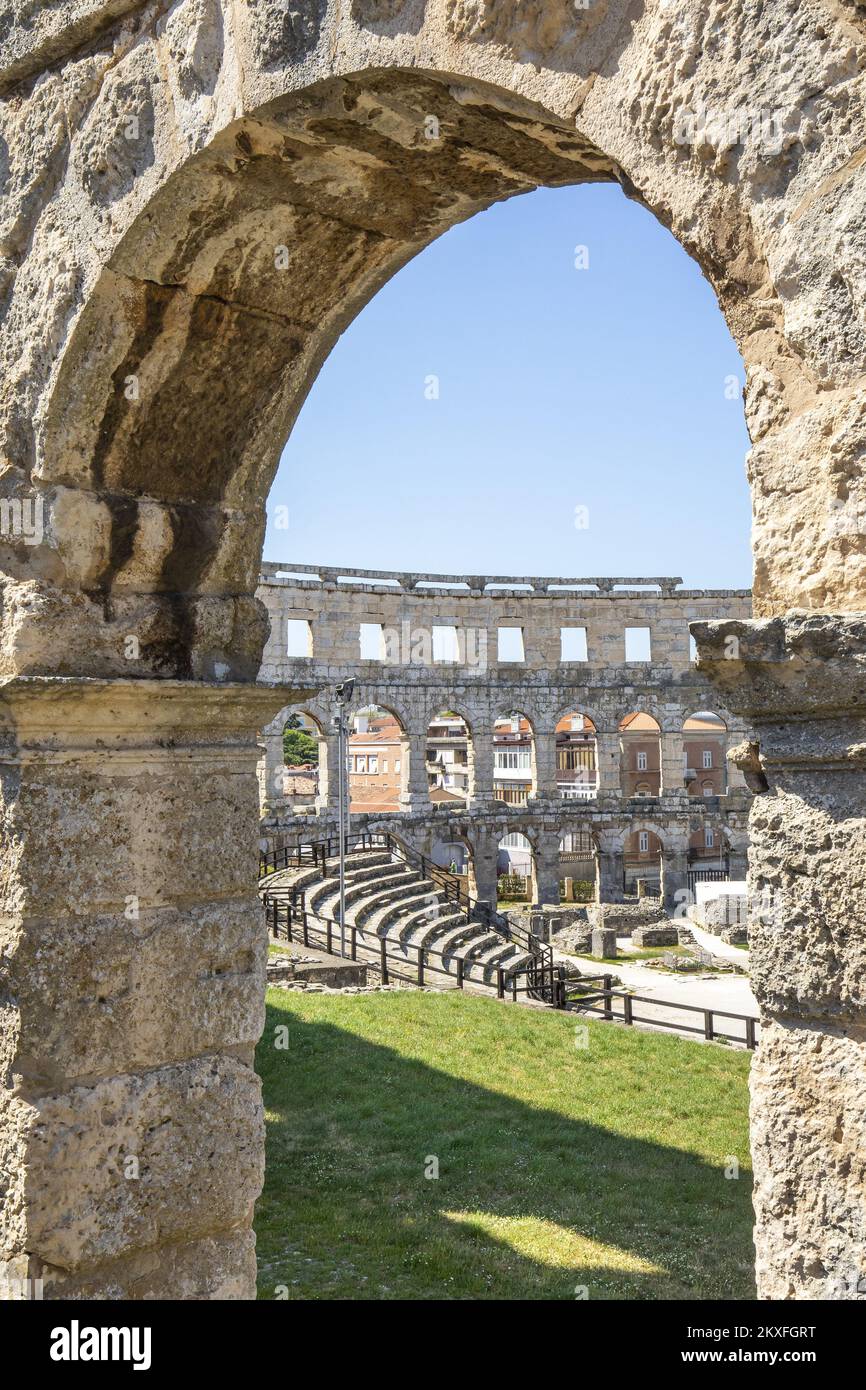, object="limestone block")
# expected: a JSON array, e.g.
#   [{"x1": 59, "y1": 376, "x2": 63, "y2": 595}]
[
  {"x1": 32, "y1": 1230, "x2": 259, "y2": 1301},
  {"x1": 591, "y1": 927, "x2": 617, "y2": 959},
  {"x1": 631, "y1": 925, "x2": 679, "y2": 948},
  {"x1": 751, "y1": 1020, "x2": 866, "y2": 1300},
  {"x1": 12, "y1": 1054, "x2": 264, "y2": 1273},
  {"x1": 3, "y1": 899, "x2": 267, "y2": 1089}
]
